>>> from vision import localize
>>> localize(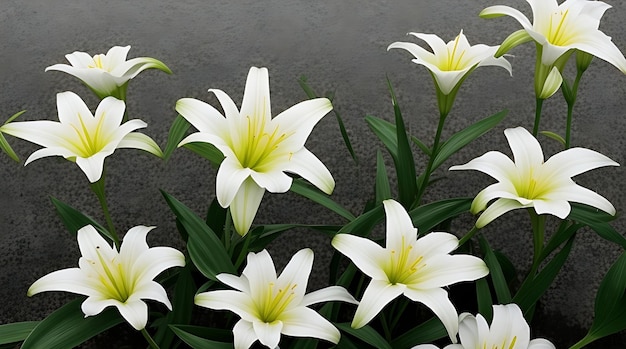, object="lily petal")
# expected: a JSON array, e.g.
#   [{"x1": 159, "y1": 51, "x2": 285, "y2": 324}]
[
  {"x1": 230, "y1": 177, "x2": 266, "y2": 236},
  {"x1": 352, "y1": 279, "x2": 405, "y2": 328},
  {"x1": 331, "y1": 233, "x2": 388, "y2": 281},
  {"x1": 281, "y1": 306, "x2": 341, "y2": 344},
  {"x1": 404, "y1": 287, "x2": 459, "y2": 343},
  {"x1": 302, "y1": 286, "x2": 358, "y2": 307},
  {"x1": 253, "y1": 320, "x2": 283, "y2": 349},
  {"x1": 233, "y1": 320, "x2": 258, "y2": 349},
  {"x1": 284, "y1": 147, "x2": 335, "y2": 195}
]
